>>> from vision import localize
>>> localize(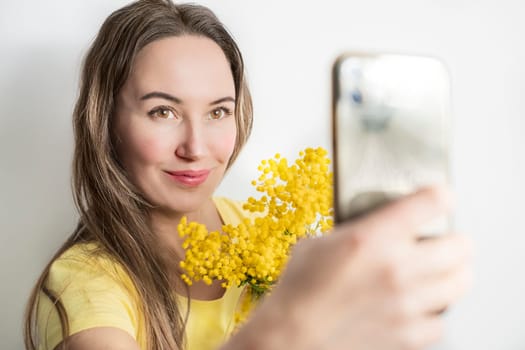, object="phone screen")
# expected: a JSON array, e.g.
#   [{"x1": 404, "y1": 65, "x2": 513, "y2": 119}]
[{"x1": 331, "y1": 52, "x2": 452, "y2": 236}]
